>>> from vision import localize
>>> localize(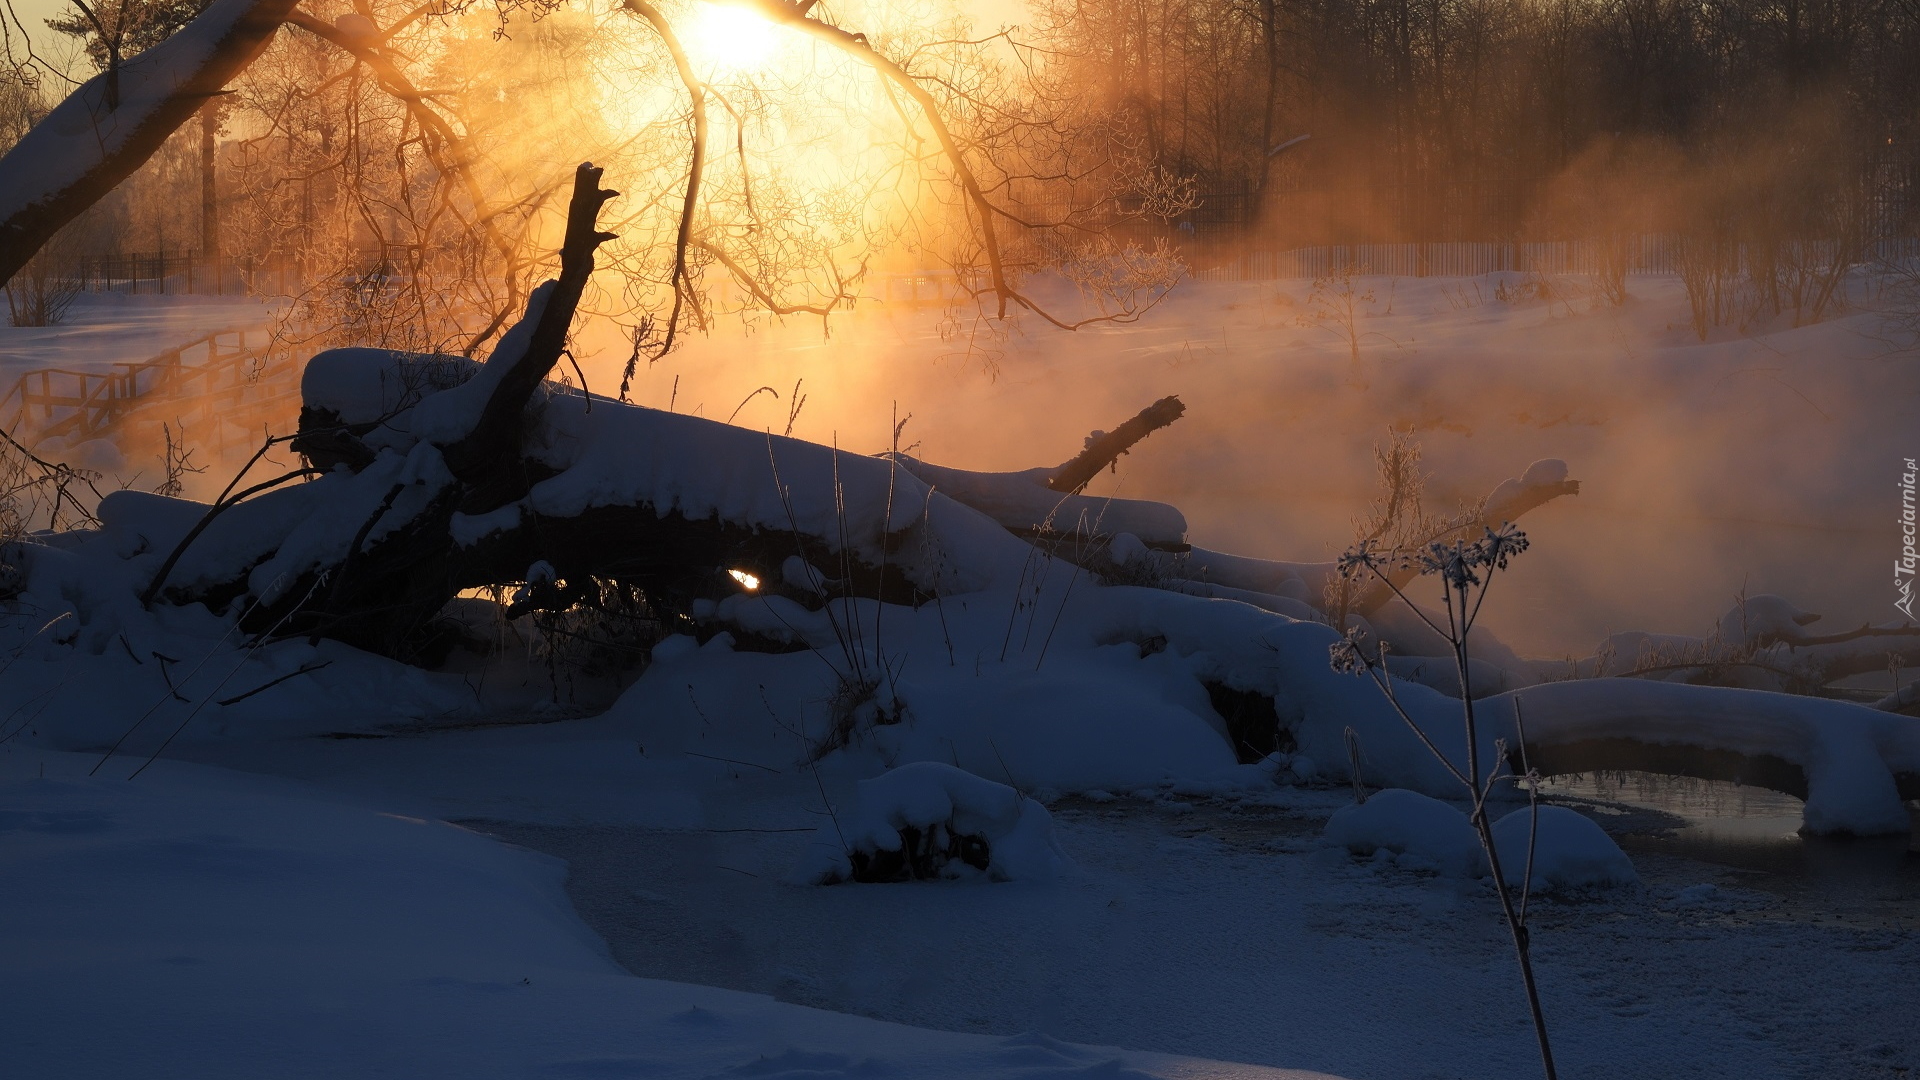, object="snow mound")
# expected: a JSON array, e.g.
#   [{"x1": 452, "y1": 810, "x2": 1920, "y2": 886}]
[
  {"x1": 1322, "y1": 789, "x2": 1482, "y2": 877},
  {"x1": 1323, "y1": 789, "x2": 1636, "y2": 889},
  {"x1": 799, "y1": 762, "x2": 1069, "y2": 884},
  {"x1": 1491, "y1": 805, "x2": 1639, "y2": 892}
]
